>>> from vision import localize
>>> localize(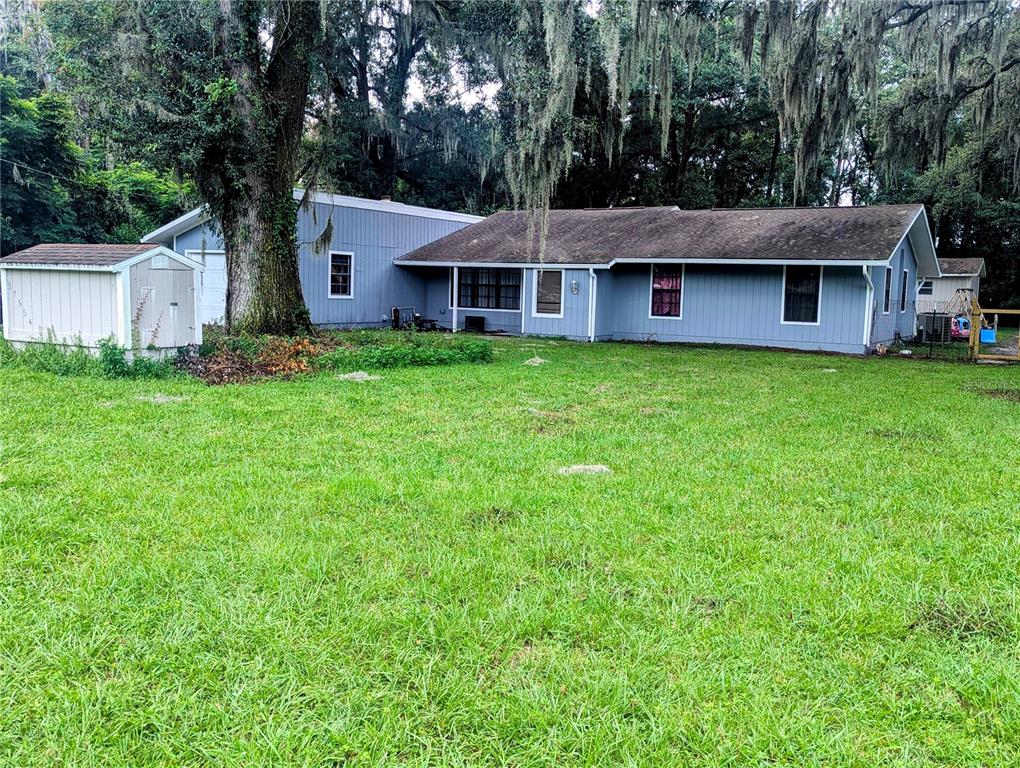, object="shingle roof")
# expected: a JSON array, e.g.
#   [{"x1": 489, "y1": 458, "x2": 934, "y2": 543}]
[
  {"x1": 937, "y1": 257, "x2": 985, "y2": 276},
  {"x1": 396, "y1": 204, "x2": 924, "y2": 266},
  {"x1": 0, "y1": 243, "x2": 157, "y2": 266}
]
